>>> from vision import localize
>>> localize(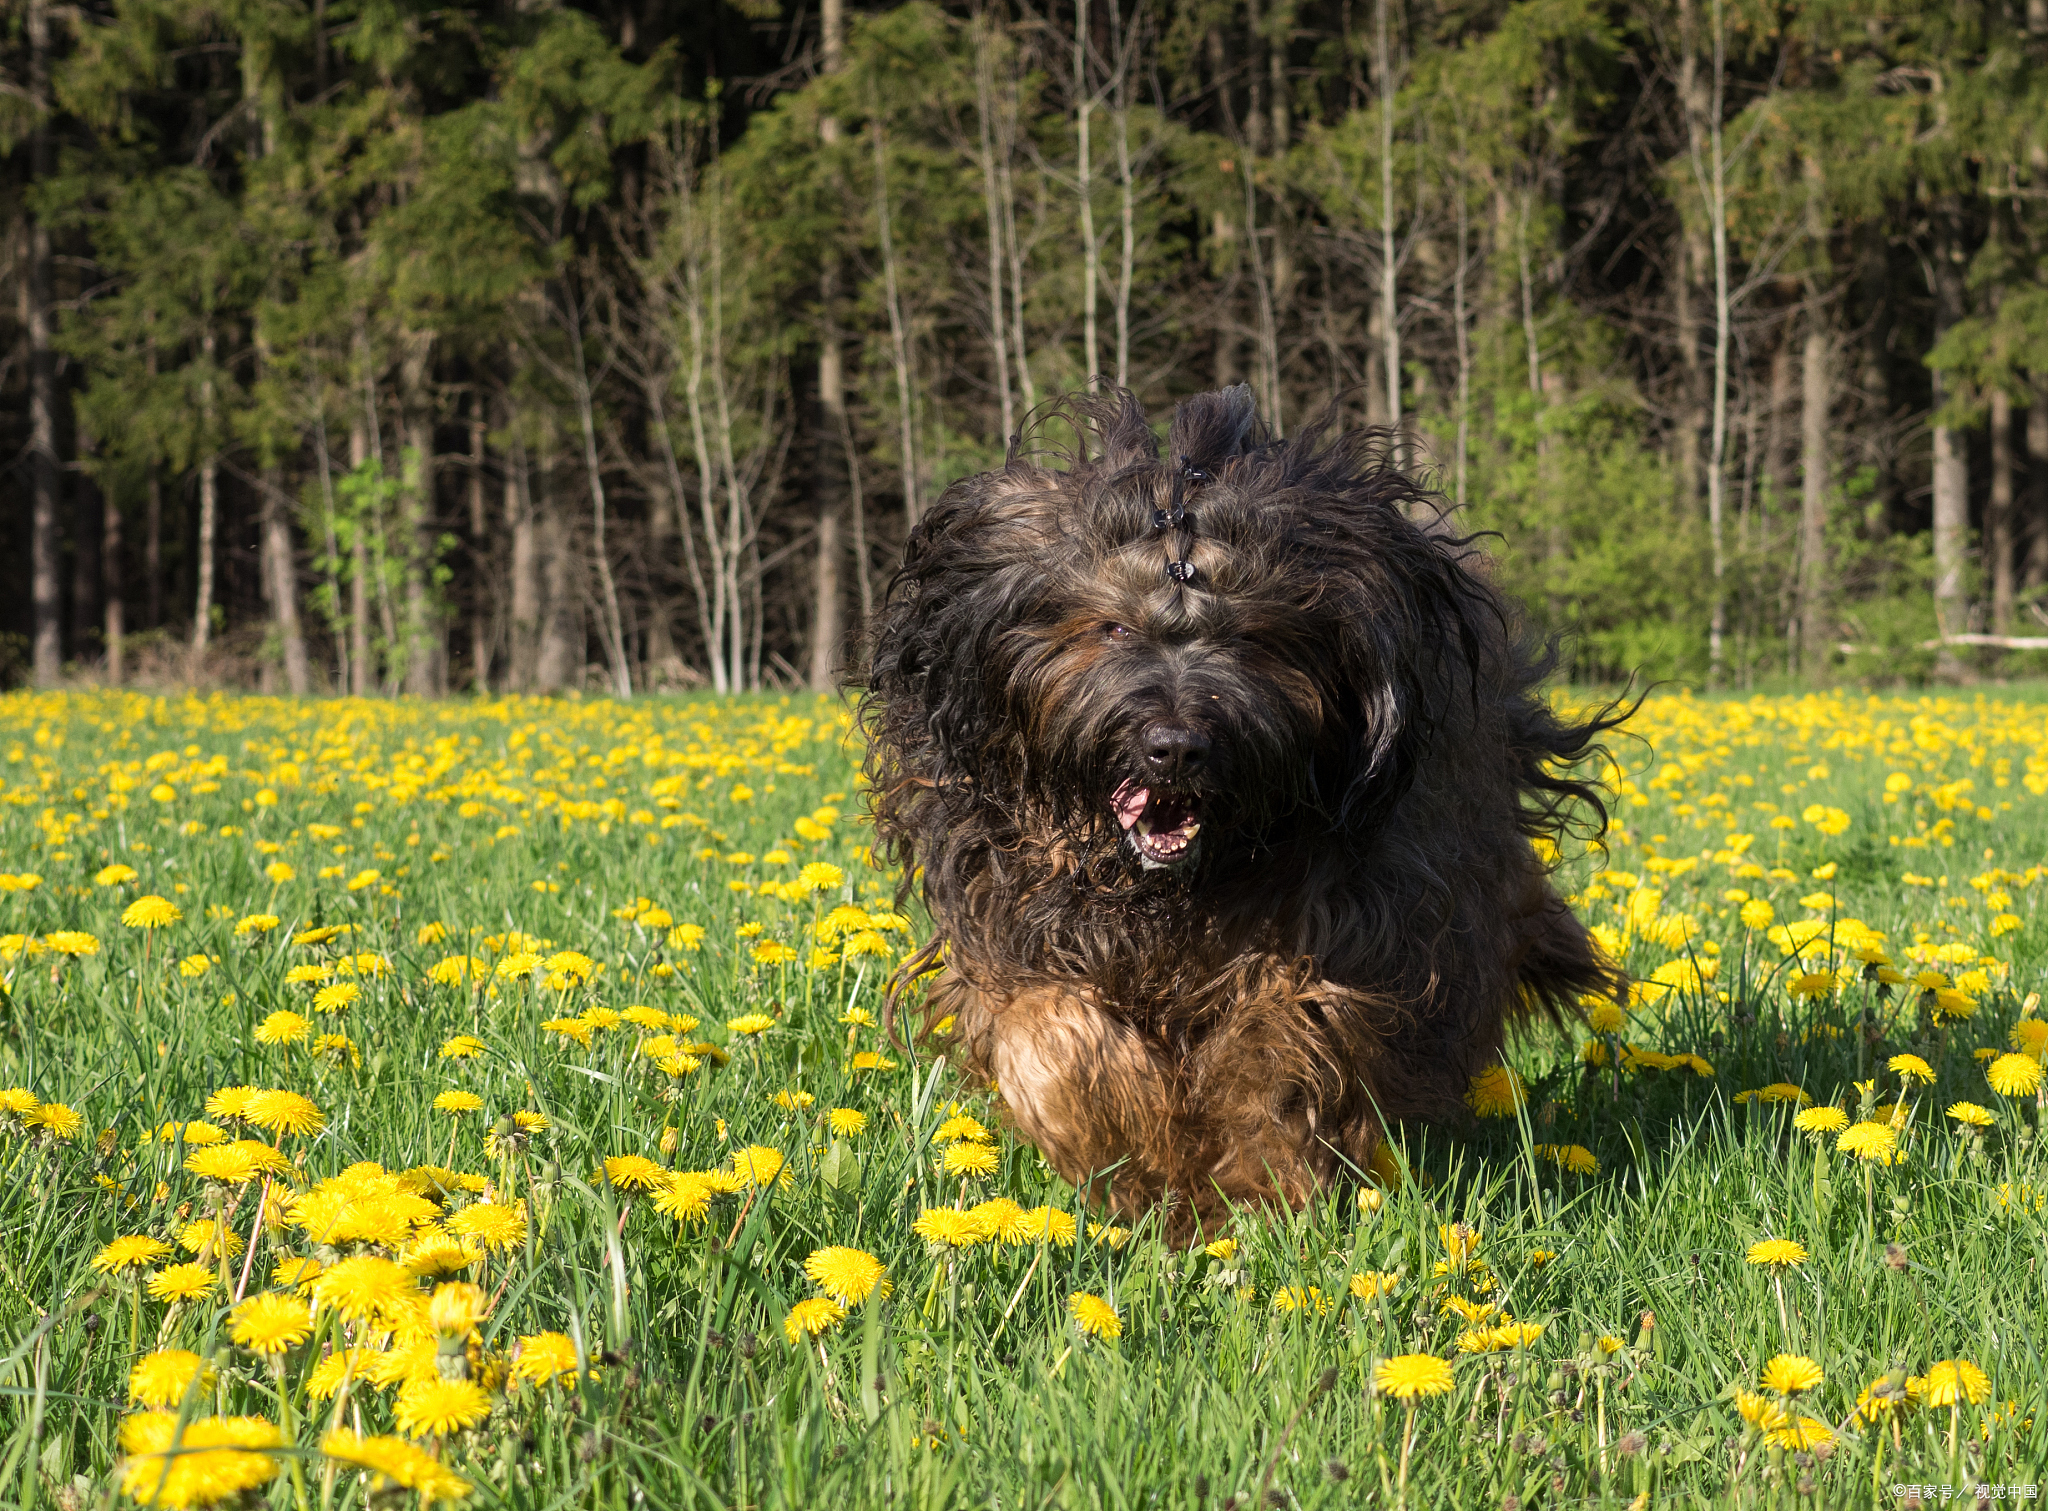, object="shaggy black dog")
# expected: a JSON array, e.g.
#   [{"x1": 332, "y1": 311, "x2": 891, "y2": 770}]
[{"x1": 862, "y1": 385, "x2": 1624, "y2": 1238}]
